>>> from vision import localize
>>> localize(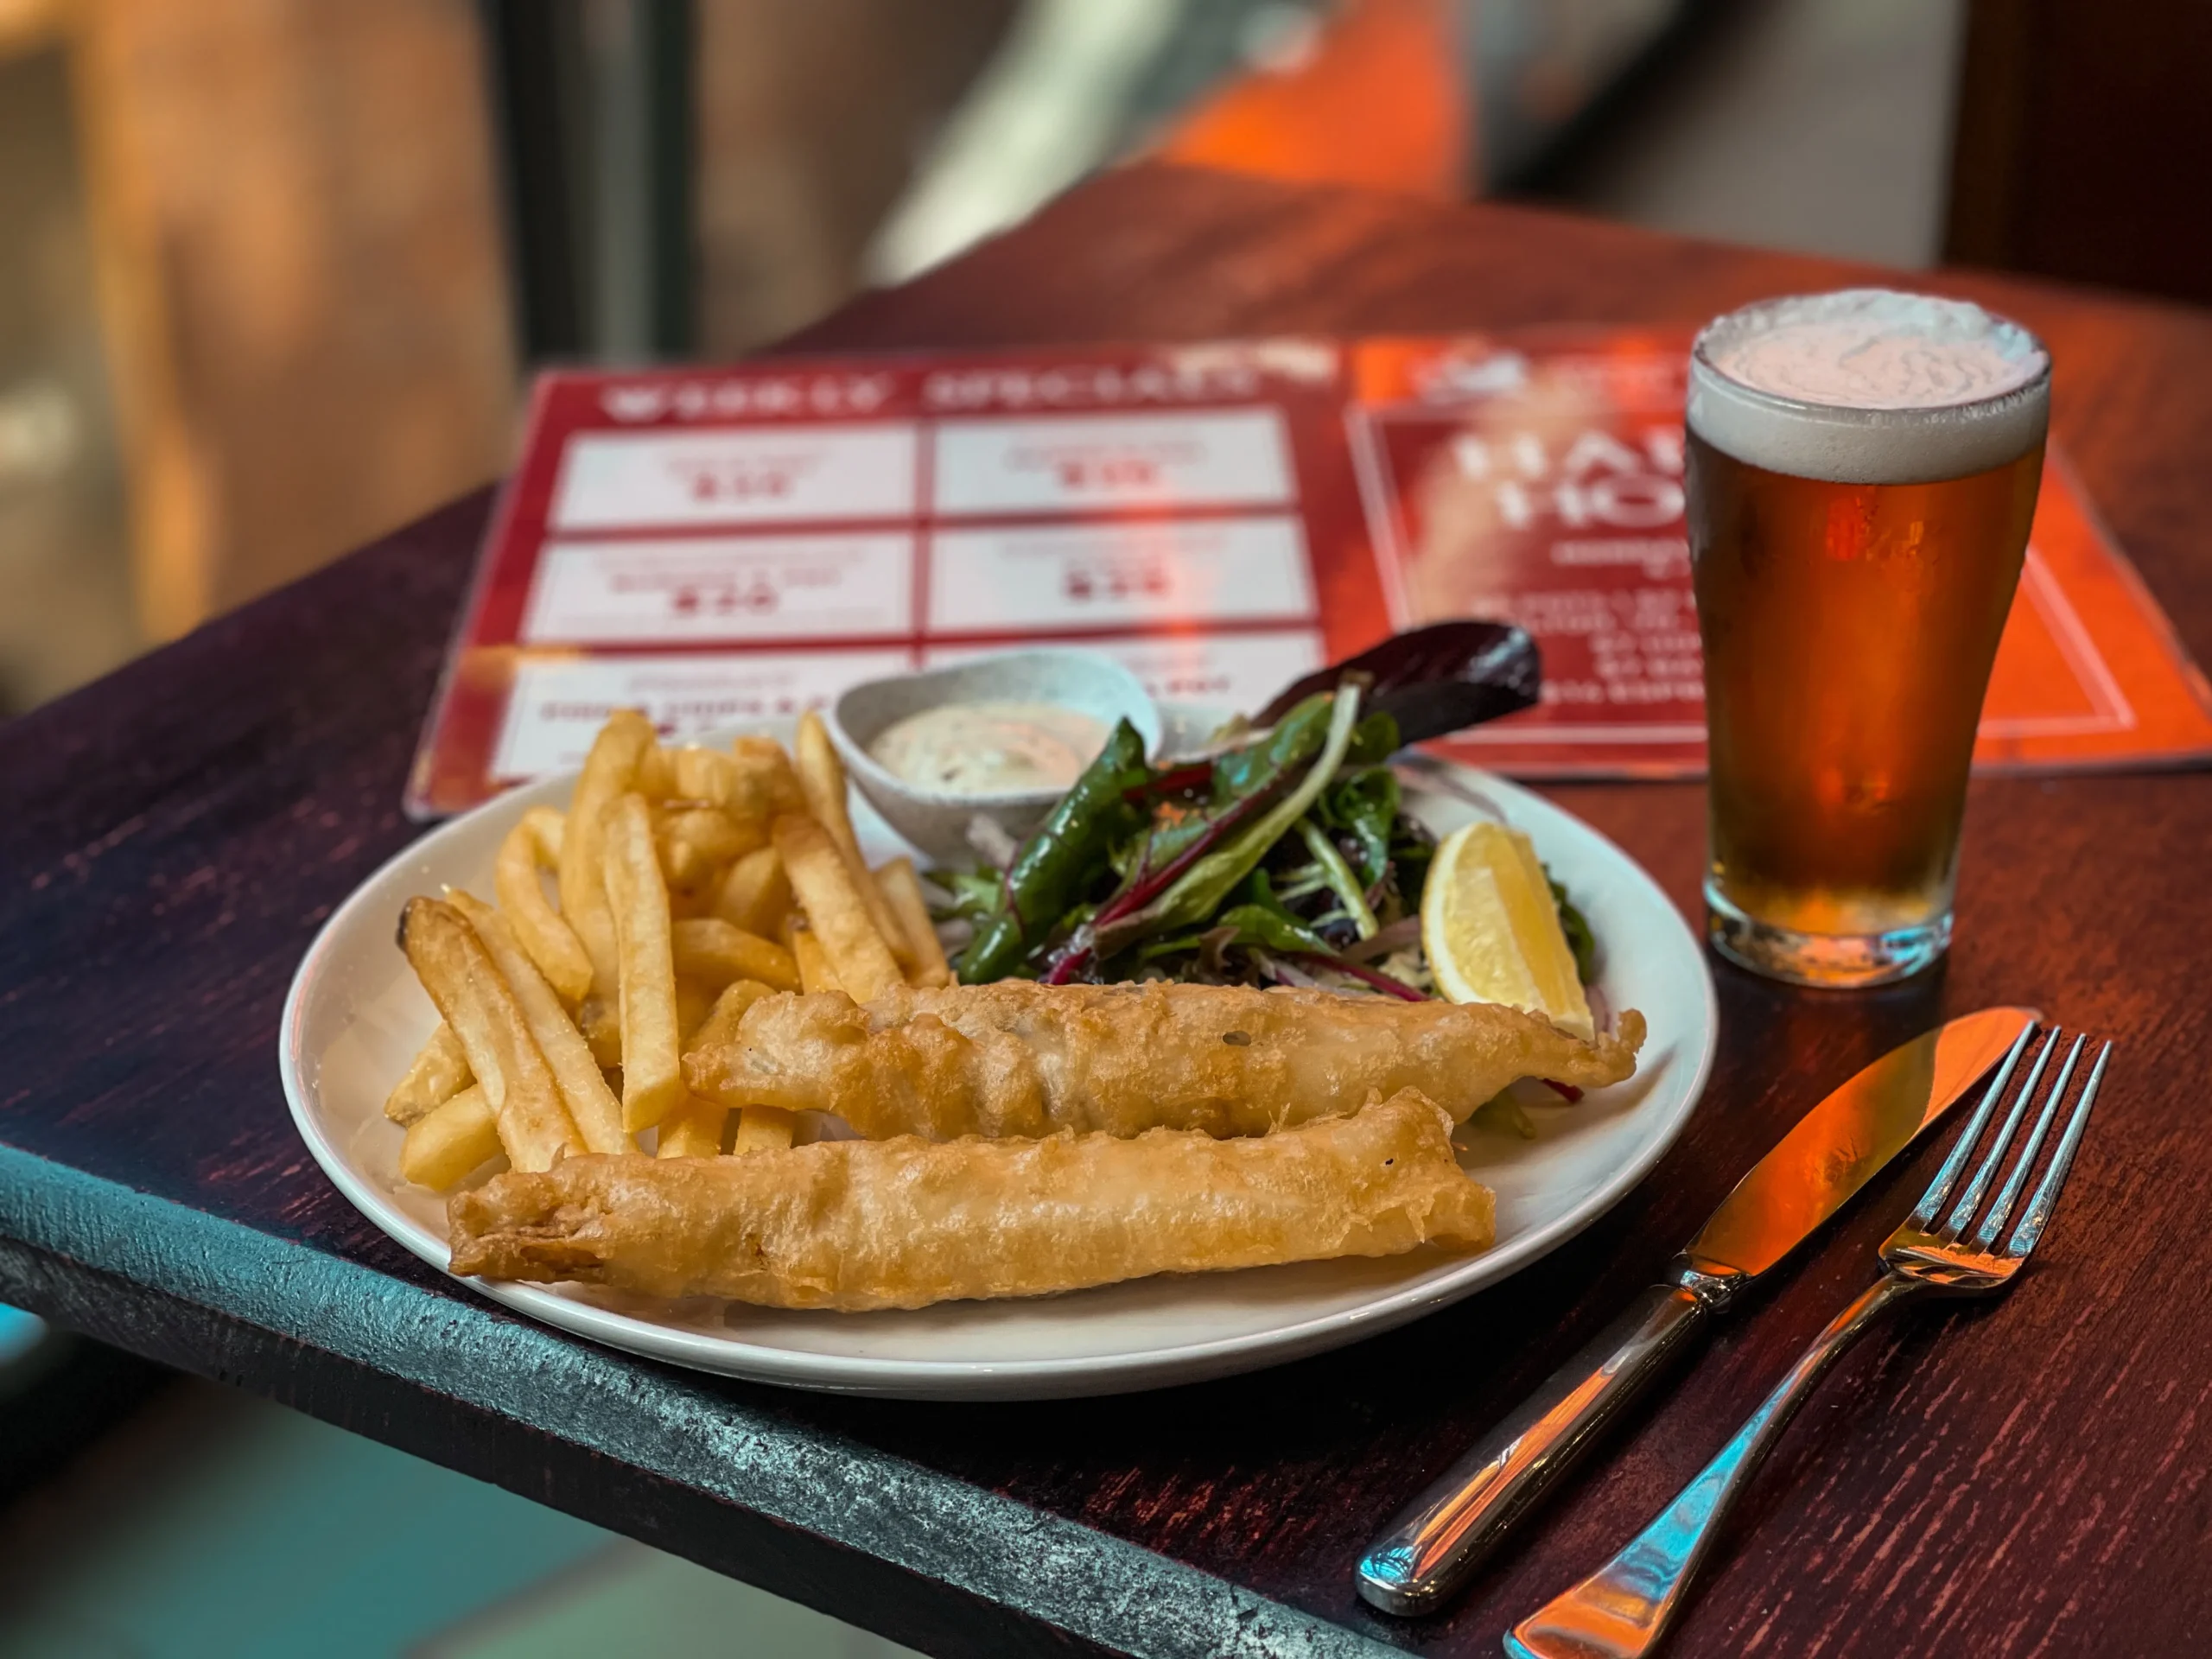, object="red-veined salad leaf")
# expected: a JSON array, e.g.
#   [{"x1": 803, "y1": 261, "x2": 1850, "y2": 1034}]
[{"x1": 1255, "y1": 620, "x2": 1539, "y2": 746}]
